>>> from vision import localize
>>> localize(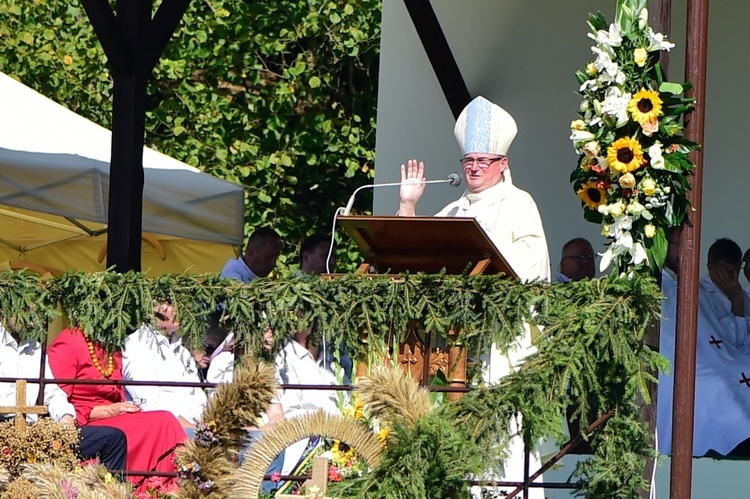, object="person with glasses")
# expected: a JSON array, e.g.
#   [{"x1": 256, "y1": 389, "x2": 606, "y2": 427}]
[
  {"x1": 397, "y1": 96, "x2": 550, "y2": 284},
  {"x1": 557, "y1": 237, "x2": 596, "y2": 282},
  {"x1": 399, "y1": 96, "x2": 550, "y2": 499}
]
